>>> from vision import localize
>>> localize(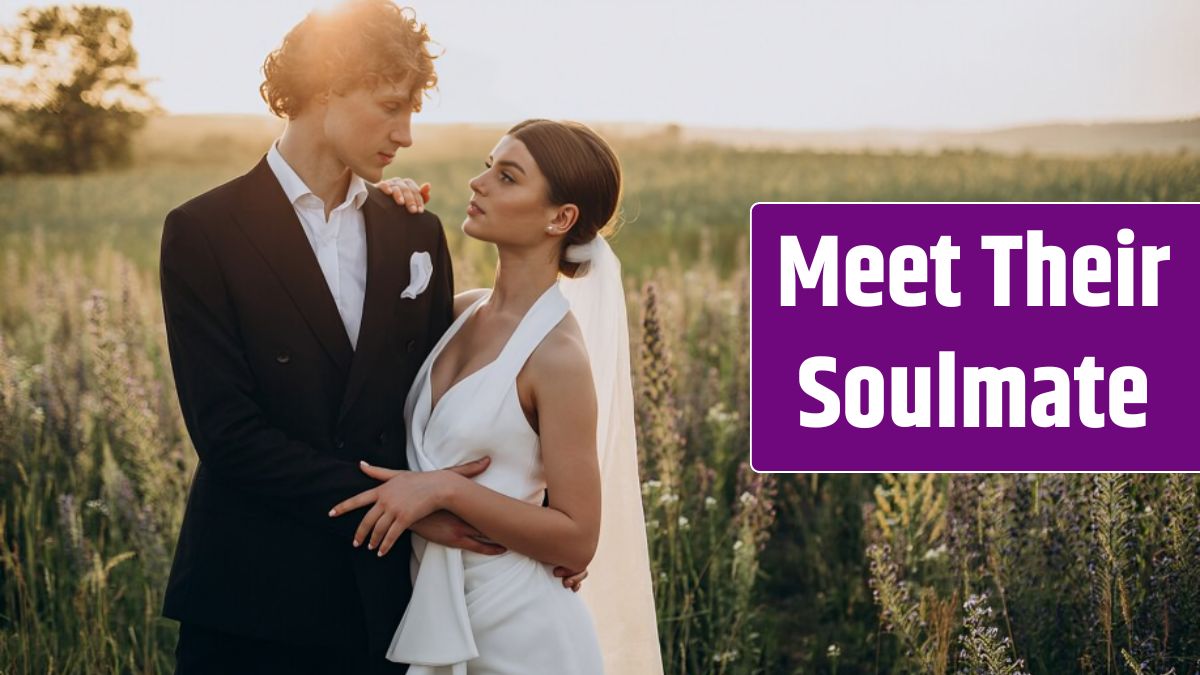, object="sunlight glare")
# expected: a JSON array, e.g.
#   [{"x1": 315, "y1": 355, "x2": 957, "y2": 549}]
[{"x1": 308, "y1": 0, "x2": 344, "y2": 15}]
